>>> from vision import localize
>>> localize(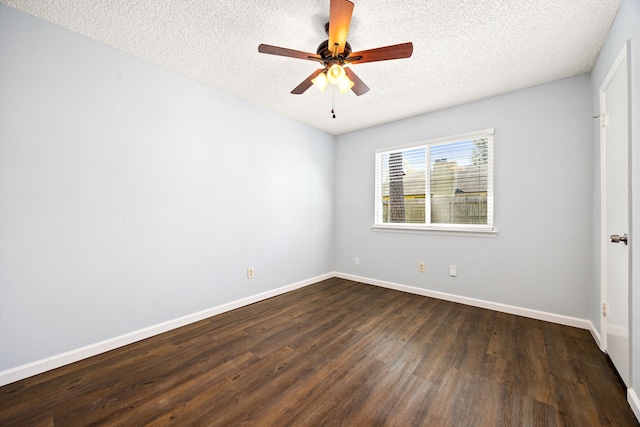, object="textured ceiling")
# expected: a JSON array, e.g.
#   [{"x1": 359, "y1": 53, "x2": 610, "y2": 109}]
[{"x1": 2, "y1": 0, "x2": 621, "y2": 135}]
